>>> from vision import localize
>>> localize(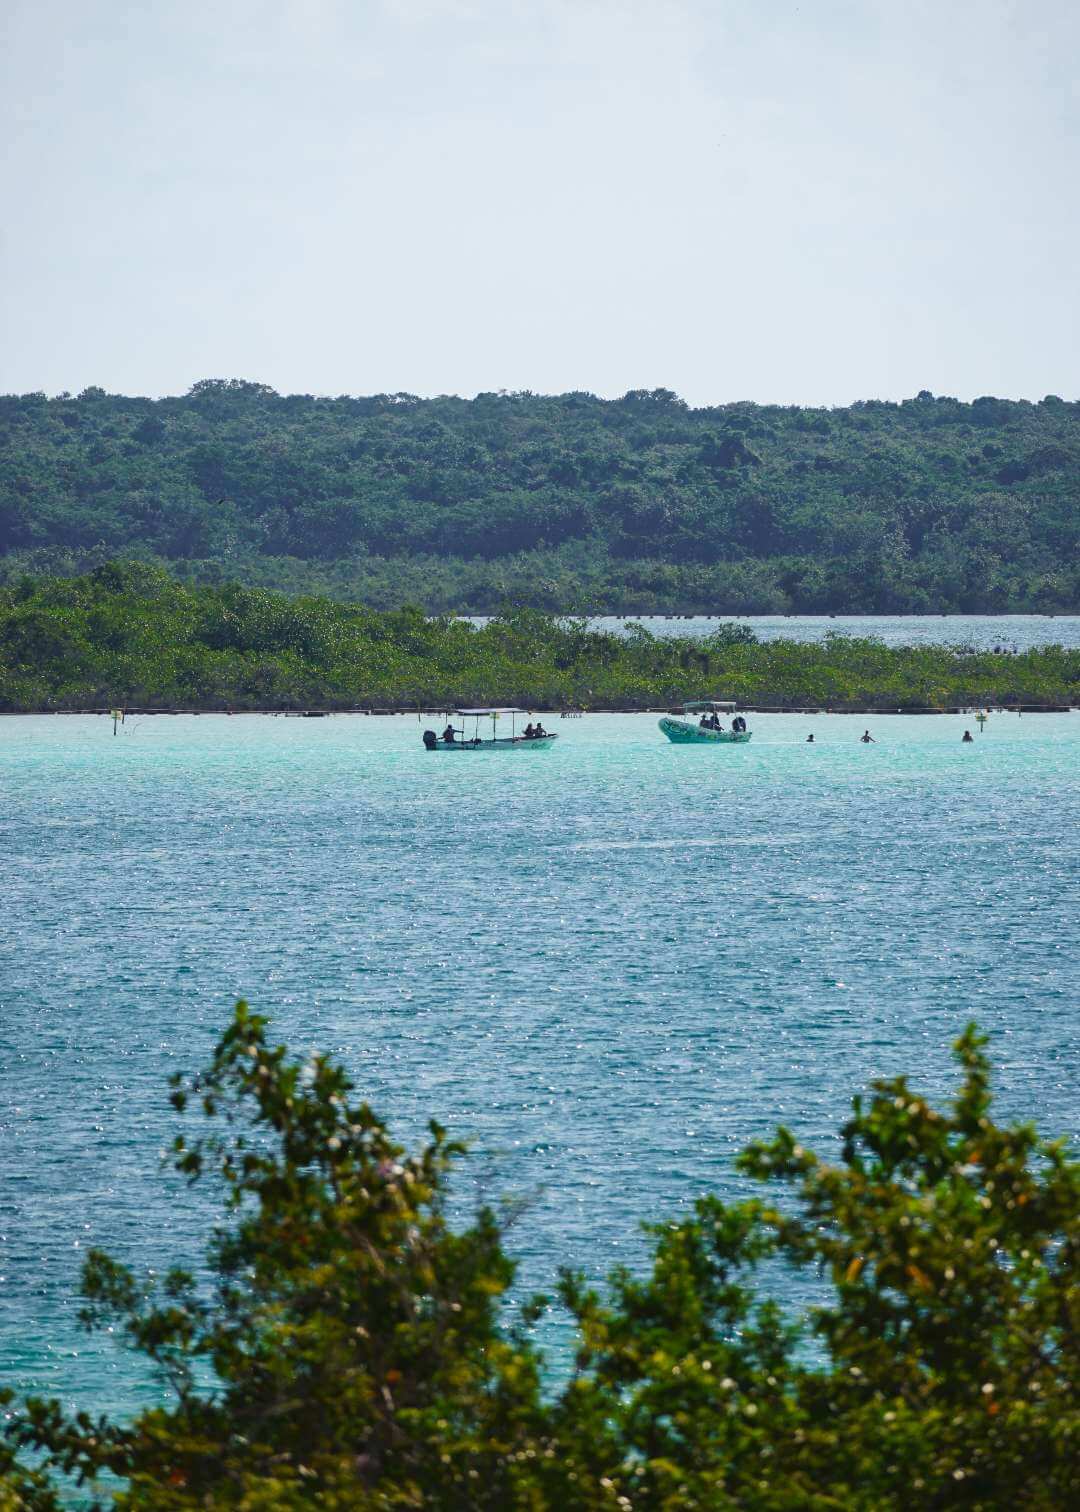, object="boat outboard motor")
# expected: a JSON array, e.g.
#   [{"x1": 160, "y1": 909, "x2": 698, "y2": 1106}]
[{"x1": 422, "y1": 729, "x2": 438, "y2": 750}]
